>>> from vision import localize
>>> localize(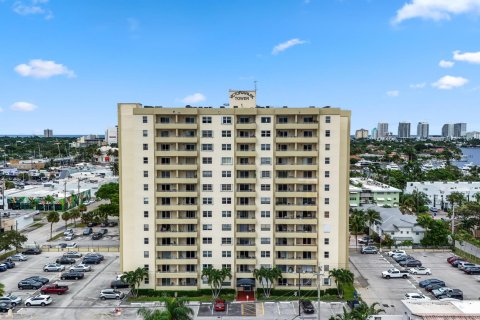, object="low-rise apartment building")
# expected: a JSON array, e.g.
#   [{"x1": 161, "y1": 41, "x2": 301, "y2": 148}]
[
  {"x1": 406, "y1": 181, "x2": 480, "y2": 209},
  {"x1": 349, "y1": 178, "x2": 401, "y2": 208}
]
